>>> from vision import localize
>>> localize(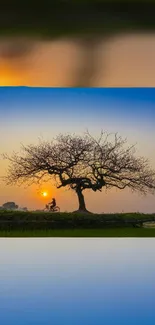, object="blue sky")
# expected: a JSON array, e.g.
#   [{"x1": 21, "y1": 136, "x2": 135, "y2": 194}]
[
  {"x1": 0, "y1": 87, "x2": 155, "y2": 129},
  {"x1": 0, "y1": 87, "x2": 155, "y2": 158},
  {"x1": 0, "y1": 238, "x2": 155, "y2": 325}
]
